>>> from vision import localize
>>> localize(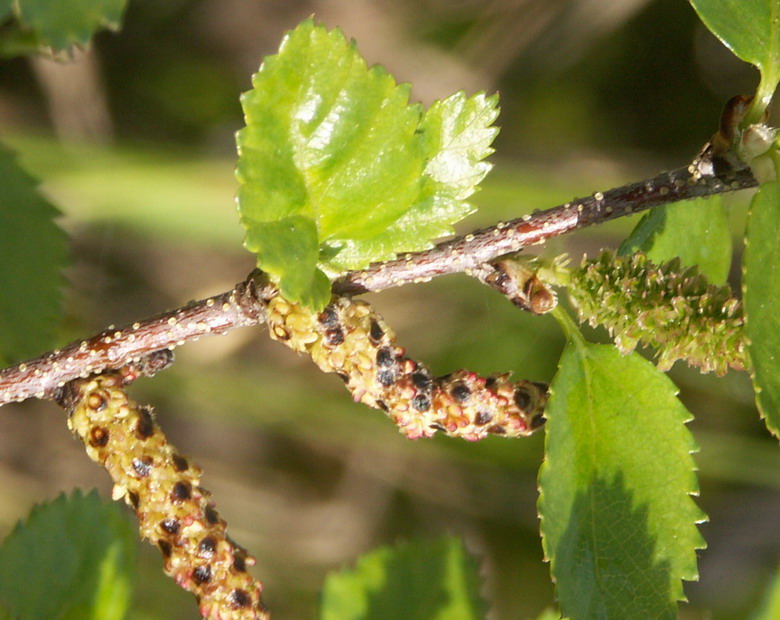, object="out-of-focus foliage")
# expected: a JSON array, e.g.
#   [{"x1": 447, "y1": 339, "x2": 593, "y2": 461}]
[
  {"x1": 0, "y1": 0, "x2": 127, "y2": 55},
  {"x1": 0, "y1": 144, "x2": 67, "y2": 364},
  {"x1": 744, "y1": 182, "x2": 780, "y2": 437},
  {"x1": 0, "y1": 490, "x2": 135, "y2": 620},
  {"x1": 320, "y1": 537, "x2": 486, "y2": 620}
]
